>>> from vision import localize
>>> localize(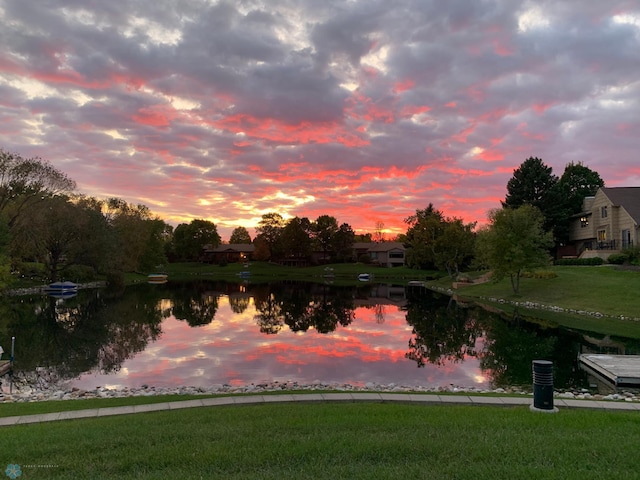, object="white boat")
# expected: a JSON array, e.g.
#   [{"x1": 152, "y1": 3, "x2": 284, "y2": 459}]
[{"x1": 358, "y1": 273, "x2": 371, "y2": 281}]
